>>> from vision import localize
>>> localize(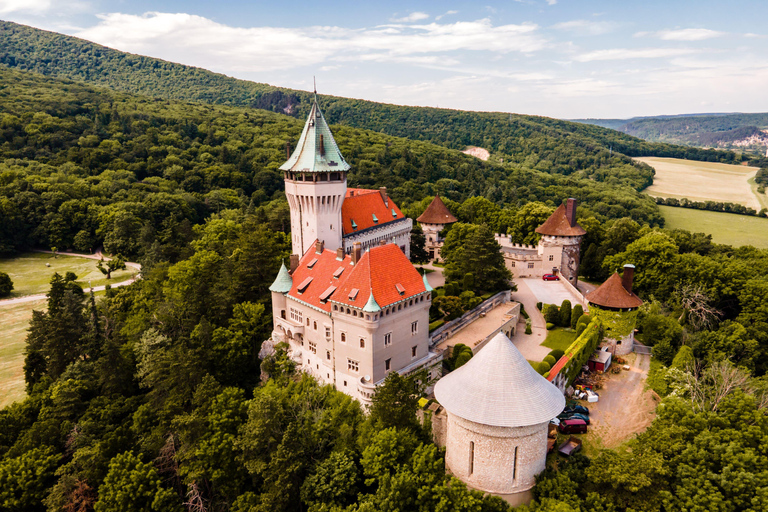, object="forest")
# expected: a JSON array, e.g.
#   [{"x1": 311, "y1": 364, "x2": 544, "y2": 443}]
[{"x1": 2, "y1": 20, "x2": 768, "y2": 511}]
